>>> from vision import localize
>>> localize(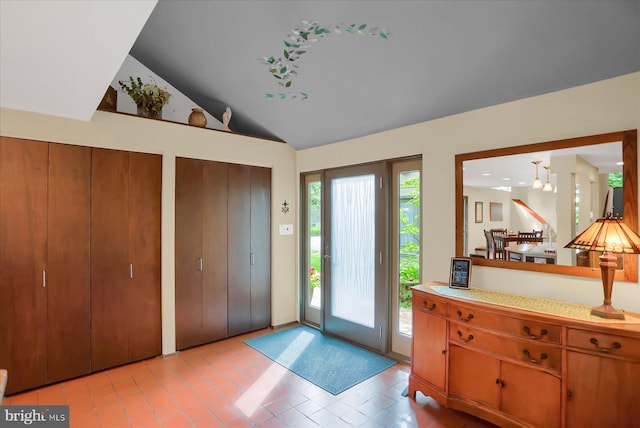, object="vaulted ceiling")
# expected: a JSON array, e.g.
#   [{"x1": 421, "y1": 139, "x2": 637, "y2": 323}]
[{"x1": 2, "y1": 1, "x2": 639, "y2": 151}]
